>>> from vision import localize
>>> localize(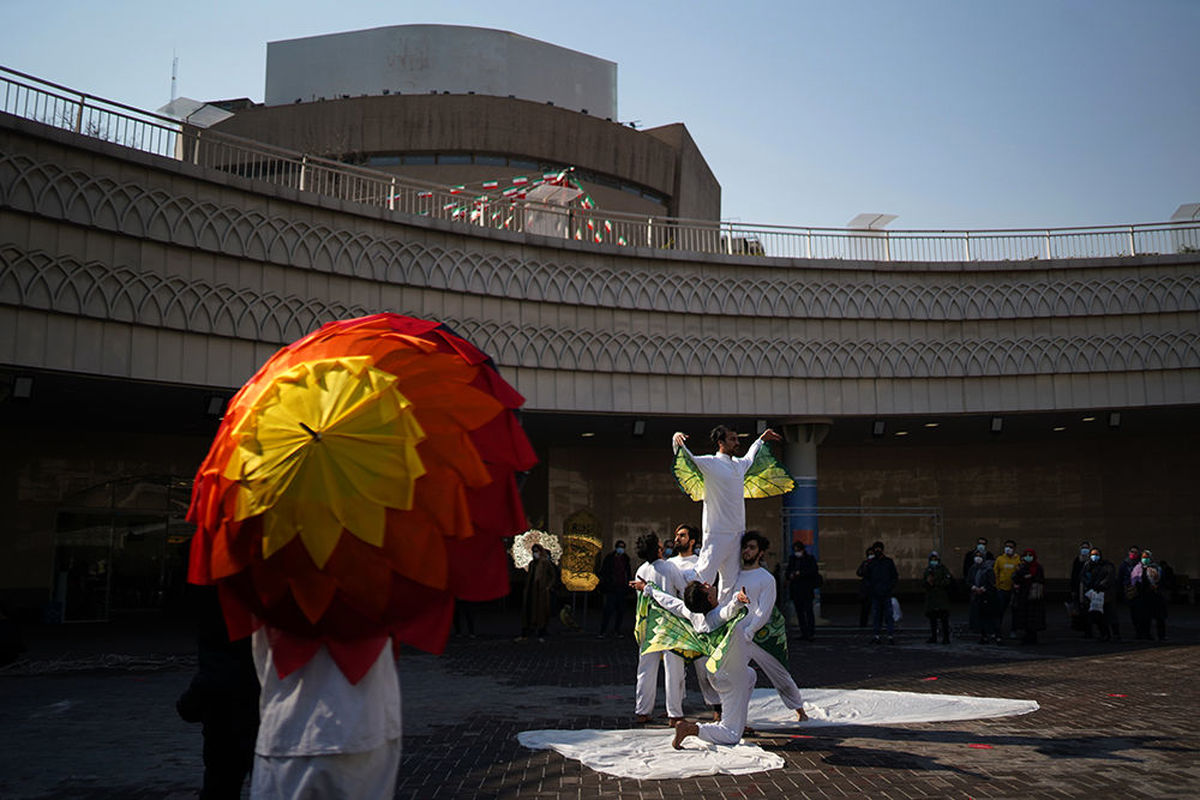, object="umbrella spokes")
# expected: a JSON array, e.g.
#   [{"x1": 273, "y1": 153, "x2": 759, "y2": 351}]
[{"x1": 298, "y1": 421, "x2": 322, "y2": 442}]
